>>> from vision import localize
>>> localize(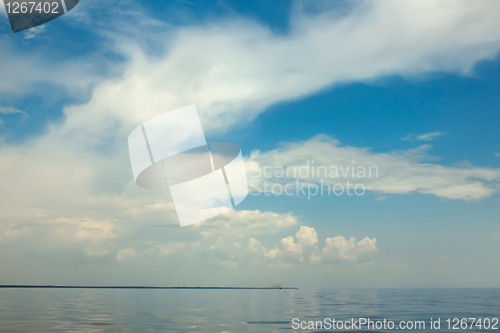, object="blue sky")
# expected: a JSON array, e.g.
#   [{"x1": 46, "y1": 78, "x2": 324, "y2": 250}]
[{"x1": 0, "y1": 0, "x2": 499, "y2": 288}]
